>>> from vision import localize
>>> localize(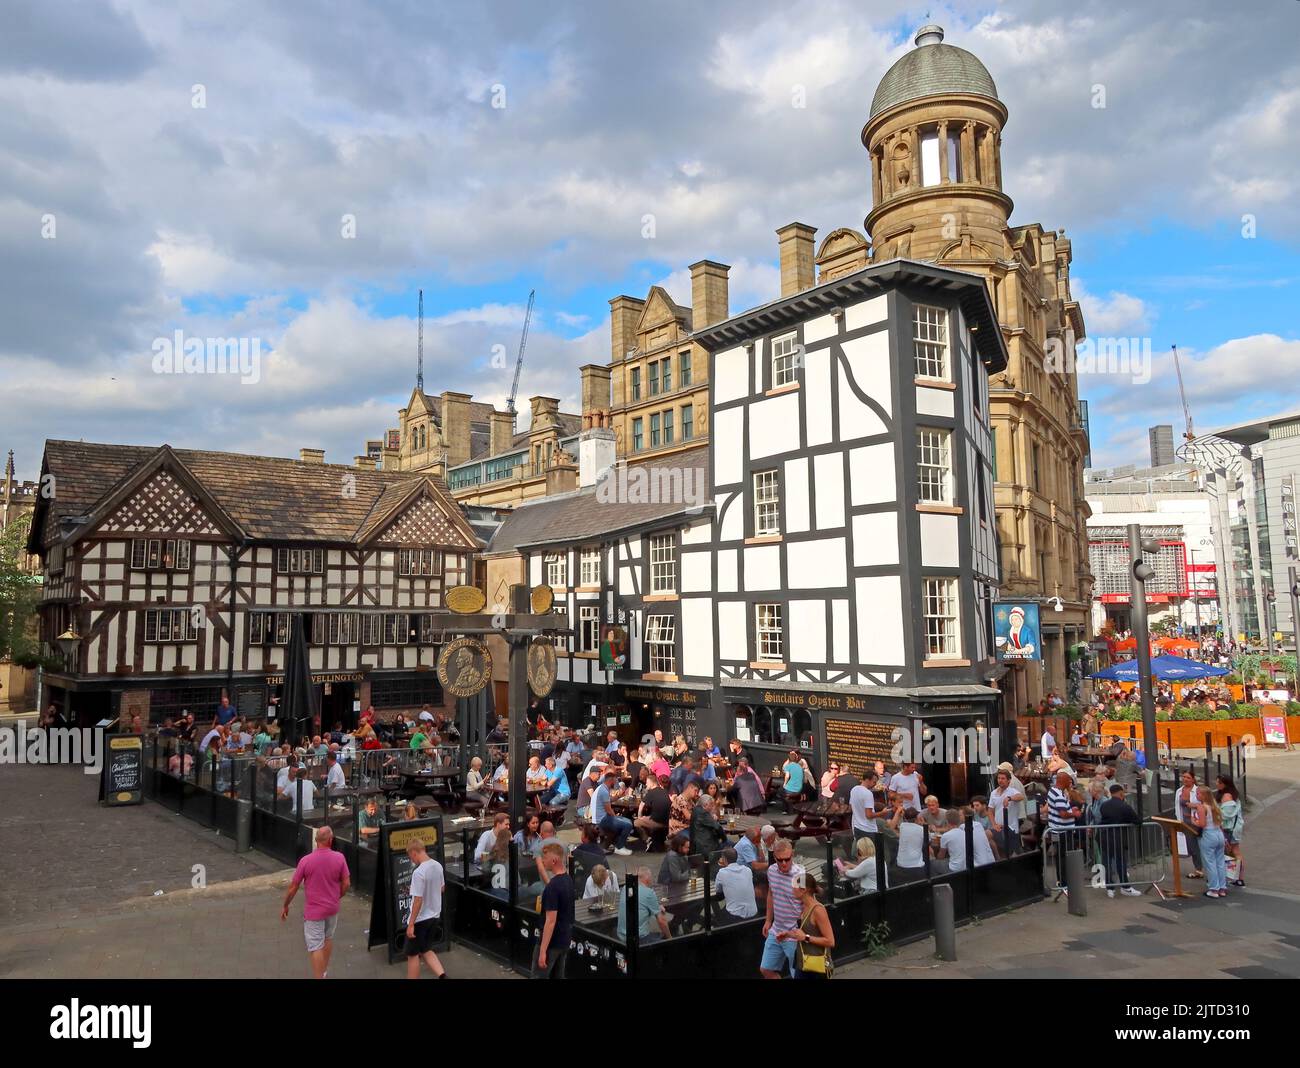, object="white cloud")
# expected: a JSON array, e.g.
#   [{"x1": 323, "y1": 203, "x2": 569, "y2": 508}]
[{"x1": 1074, "y1": 280, "x2": 1152, "y2": 335}]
